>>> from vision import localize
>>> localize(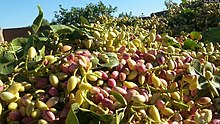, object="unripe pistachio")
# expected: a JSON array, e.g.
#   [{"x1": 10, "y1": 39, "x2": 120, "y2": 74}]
[
  {"x1": 123, "y1": 81, "x2": 138, "y2": 89},
  {"x1": 7, "y1": 83, "x2": 22, "y2": 94},
  {"x1": 28, "y1": 46, "x2": 37, "y2": 59},
  {"x1": 160, "y1": 107, "x2": 174, "y2": 116},
  {"x1": 8, "y1": 102, "x2": 18, "y2": 110},
  {"x1": 61, "y1": 45, "x2": 72, "y2": 52},
  {"x1": 49, "y1": 74, "x2": 59, "y2": 87},
  {"x1": 149, "y1": 105, "x2": 160, "y2": 122},
  {"x1": 131, "y1": 95, "x2": 146, "y2": 103},
  {"x1": 151, "y1": 74, "x2": 161, "y2": 88},
  {"x1": 36, "y1": 101, "x2": 48, "y2": 110},
  {"x1": 0, "y1": 91, "x2": 16, "y2": 102},
  {"x1": 38, "y1": 119, "x2": 48, "y2": 124},
  {"x1": 127, "y1": 70, "x2": 138, "y2": 80},
  {"x1": 79, "y1": 83, "x2": 93, "y2": 91},
  {"x1": 67, "y1": 76, "x2": 78, "y2": 92}
]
